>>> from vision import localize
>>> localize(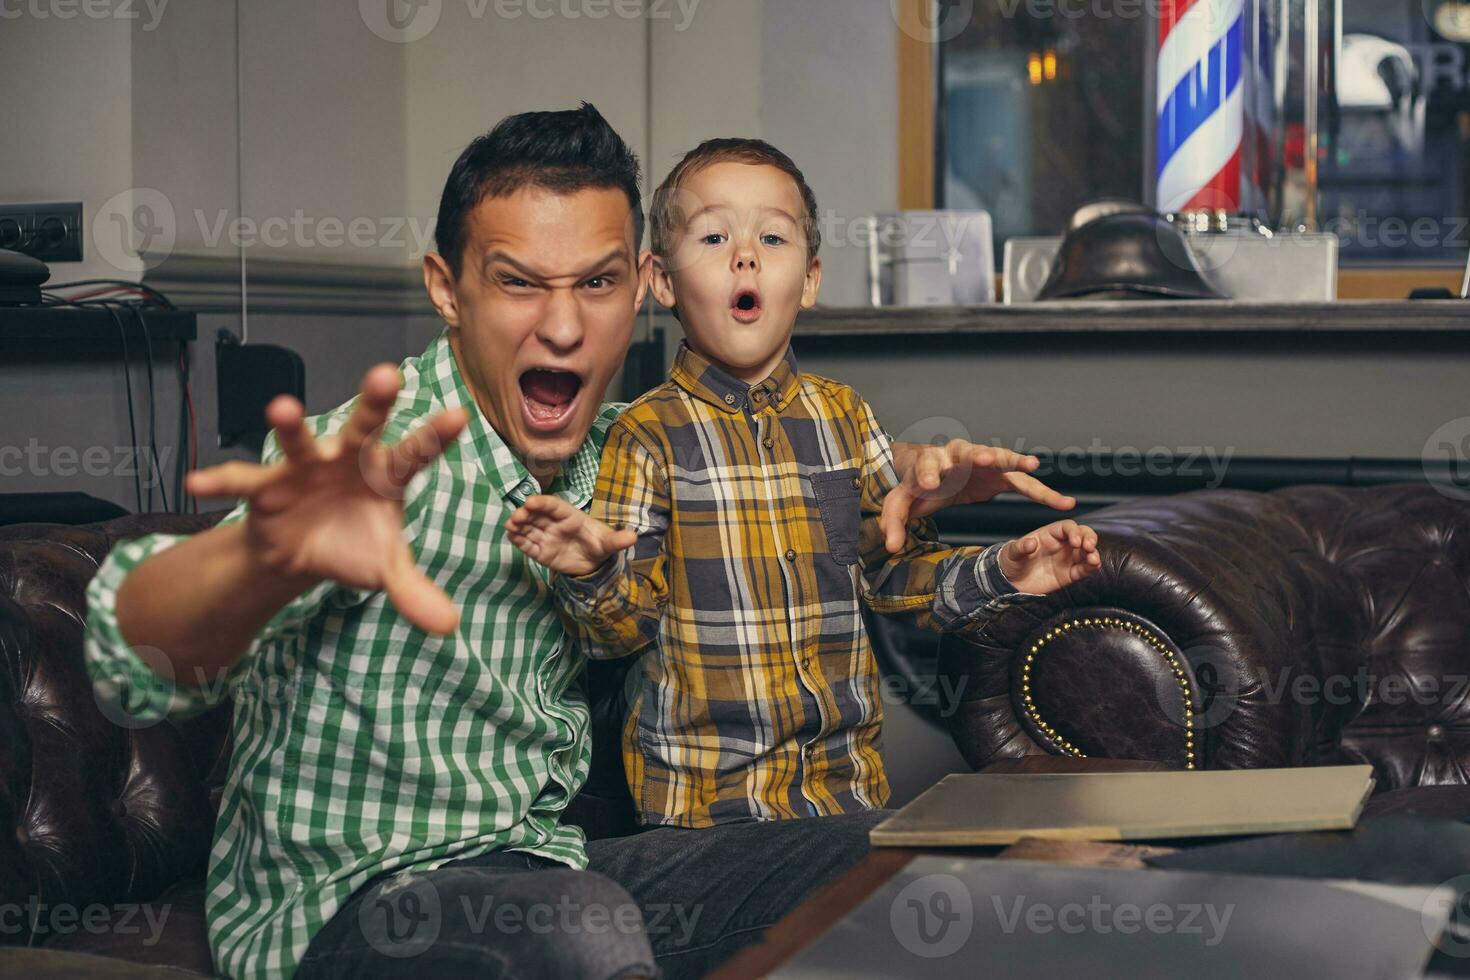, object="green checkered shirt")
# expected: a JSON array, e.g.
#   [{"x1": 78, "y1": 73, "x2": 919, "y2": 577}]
[{"x1": 84, "y1": 328, "x2": 622, "y2": 980}]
